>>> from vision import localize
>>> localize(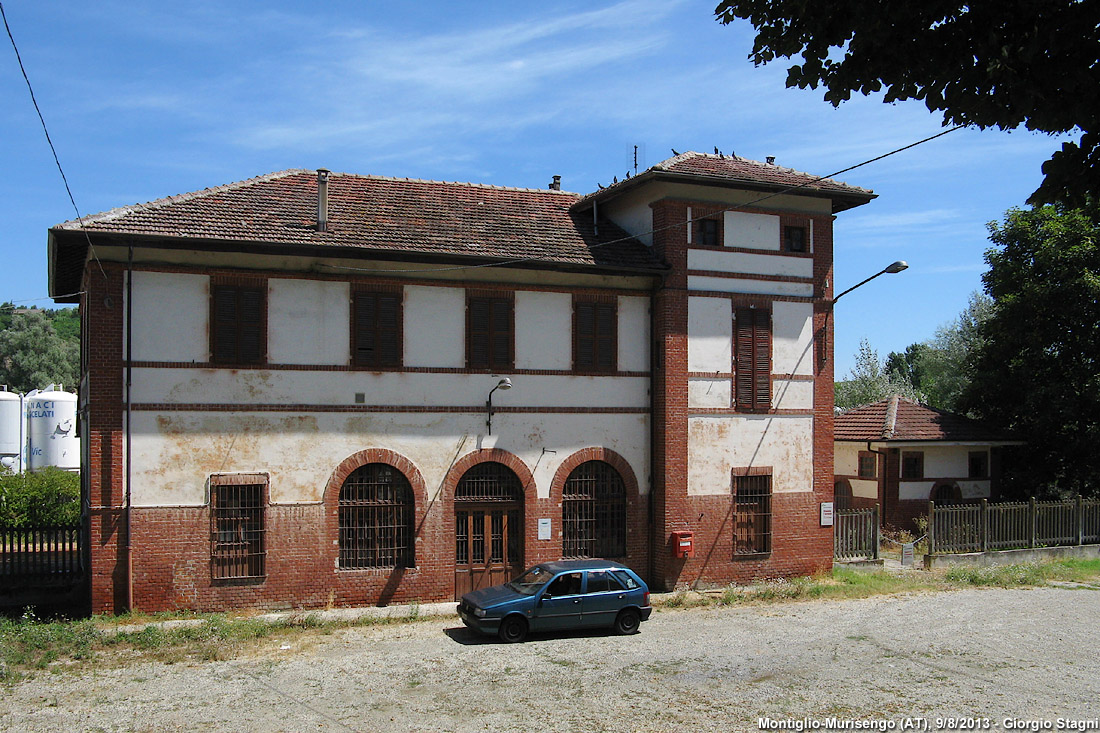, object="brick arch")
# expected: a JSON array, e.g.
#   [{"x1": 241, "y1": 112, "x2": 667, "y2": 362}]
[
  {"x1": 442, "y1": 448, "x2": 536, "y2": 503},
  {"x1": 324, "y1": 448, "x2": 427, "y2": 506},
  {"x1": 550, "y1": 447, "x2": 640, "y2": 504}
]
